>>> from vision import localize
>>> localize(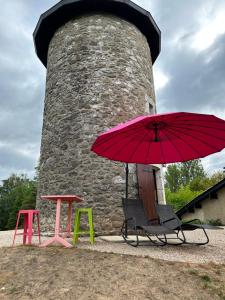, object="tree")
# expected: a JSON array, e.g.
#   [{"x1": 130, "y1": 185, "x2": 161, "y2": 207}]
[
  {"x1": 0, "y1": 174, "x2": 37, "y2": 230},
  {"x1": 189, "y1": 177, "x2": 210, "y2": 192},
  {"x1": 0, "y1": 174, "x2": 24, "y2": 230},
  {"x1": 164, "y1": 159, "x2": 206, "y2": 192},
  {"x1": 208, "y1": 171, "x2": 225, "y2": 186},
  {"x1": 164, "y1": 164, "x2": 182, "y2": 192},
  {"x1": 180, "y1": 160, "x2": 206, "y2": 186}
]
